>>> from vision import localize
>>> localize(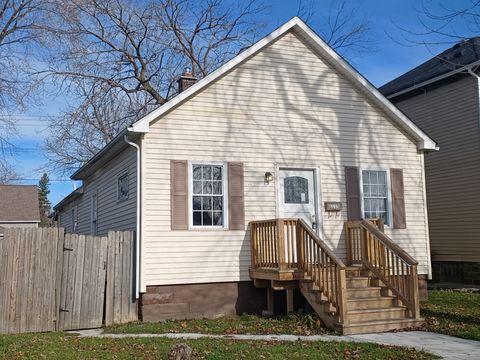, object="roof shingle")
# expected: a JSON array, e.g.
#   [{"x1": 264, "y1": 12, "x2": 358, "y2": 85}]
[{"x1": 0, "y1": 185, "x2": 40, "y2": 222}]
